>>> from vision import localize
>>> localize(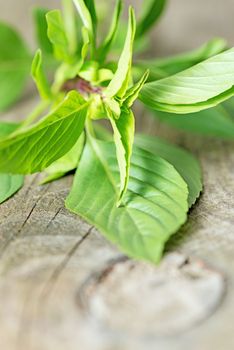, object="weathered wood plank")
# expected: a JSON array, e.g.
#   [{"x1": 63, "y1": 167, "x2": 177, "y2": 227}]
[{"x1": 1, "y1": 0, "x2": 234, "y2": 349}]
